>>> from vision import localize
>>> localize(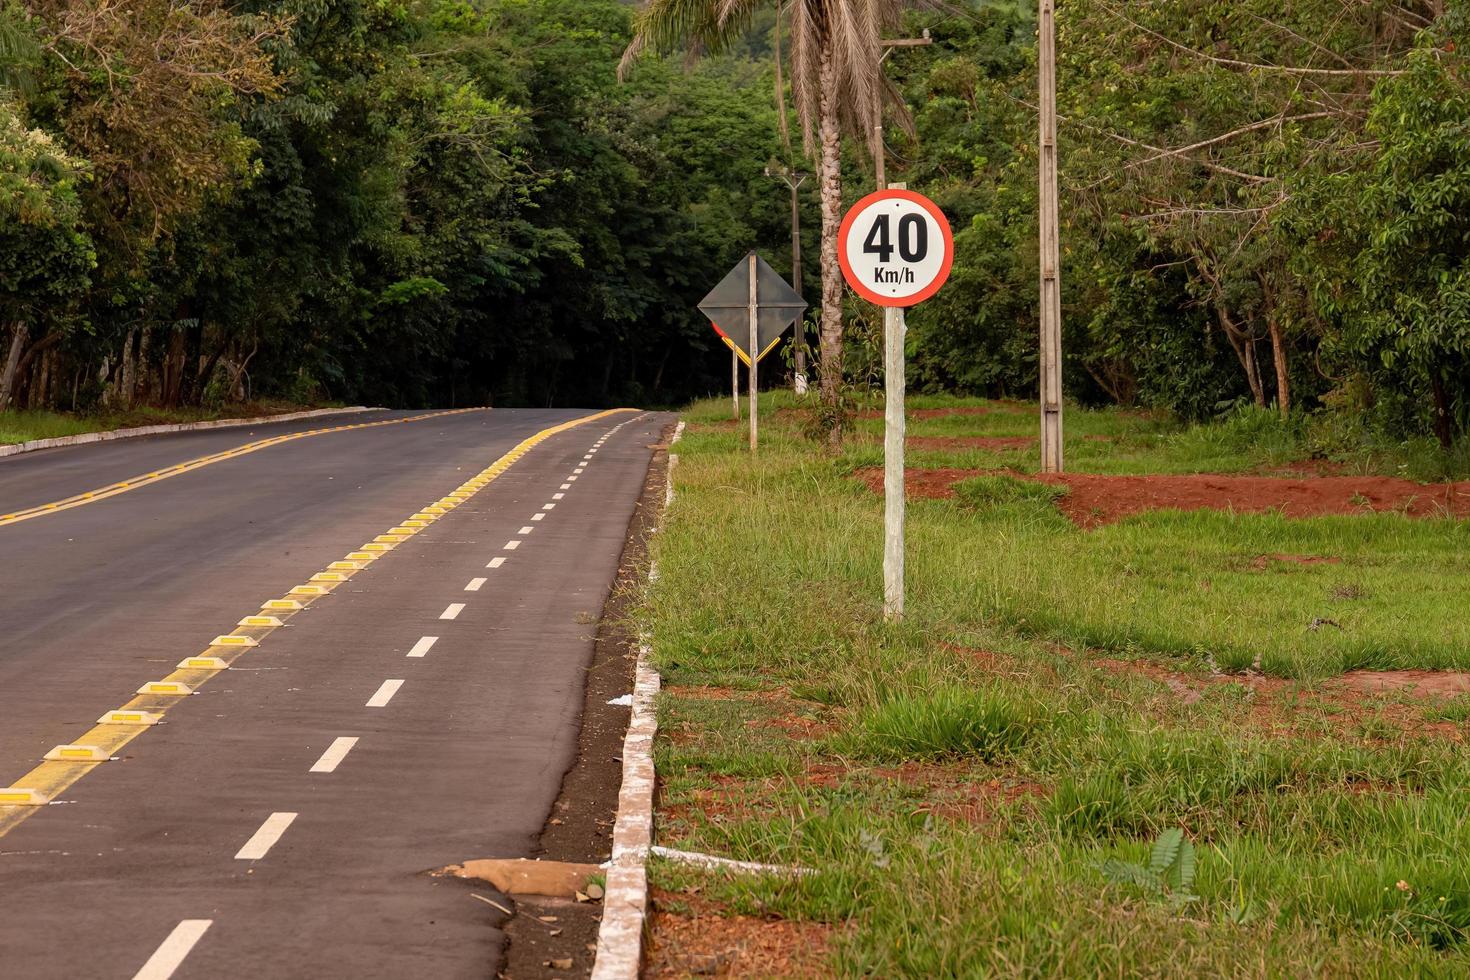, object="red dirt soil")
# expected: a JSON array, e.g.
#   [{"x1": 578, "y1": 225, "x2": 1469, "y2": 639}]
[
  {"x1": 856, "y1": 467, "x2": 1470, "y2": 525},
  {"x1": 646, "y1": 889, "x2": 835, "y2": 978}
]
